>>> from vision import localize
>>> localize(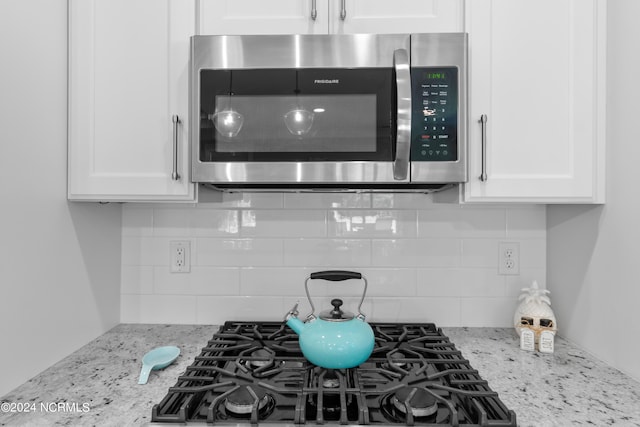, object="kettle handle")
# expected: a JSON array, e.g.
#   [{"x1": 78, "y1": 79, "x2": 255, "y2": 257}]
[
  {"x1": 304, "y1": 270, "x2": 368, "y2": 320},
  {"x1": 310, "y1": 270, "x2": 362, "y2": 281}
]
